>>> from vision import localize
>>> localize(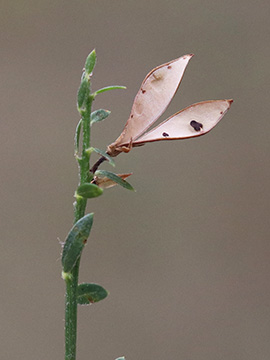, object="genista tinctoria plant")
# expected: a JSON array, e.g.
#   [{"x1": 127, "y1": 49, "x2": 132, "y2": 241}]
[{"x1": 61, "y1": 50, "x2": 233, "y2": 360}]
